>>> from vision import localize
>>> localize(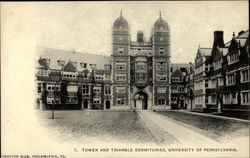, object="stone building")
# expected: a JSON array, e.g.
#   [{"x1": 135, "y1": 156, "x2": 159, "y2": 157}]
[
  {"x1": 36, "y1": 12, "x2": 171, "y2": 110},
  {"x1": 111, "y1": 12, "x2": 171, "y2": 110},
  {"x1": 194, "y1": 30, "x2": 249, "y2": 115}
]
